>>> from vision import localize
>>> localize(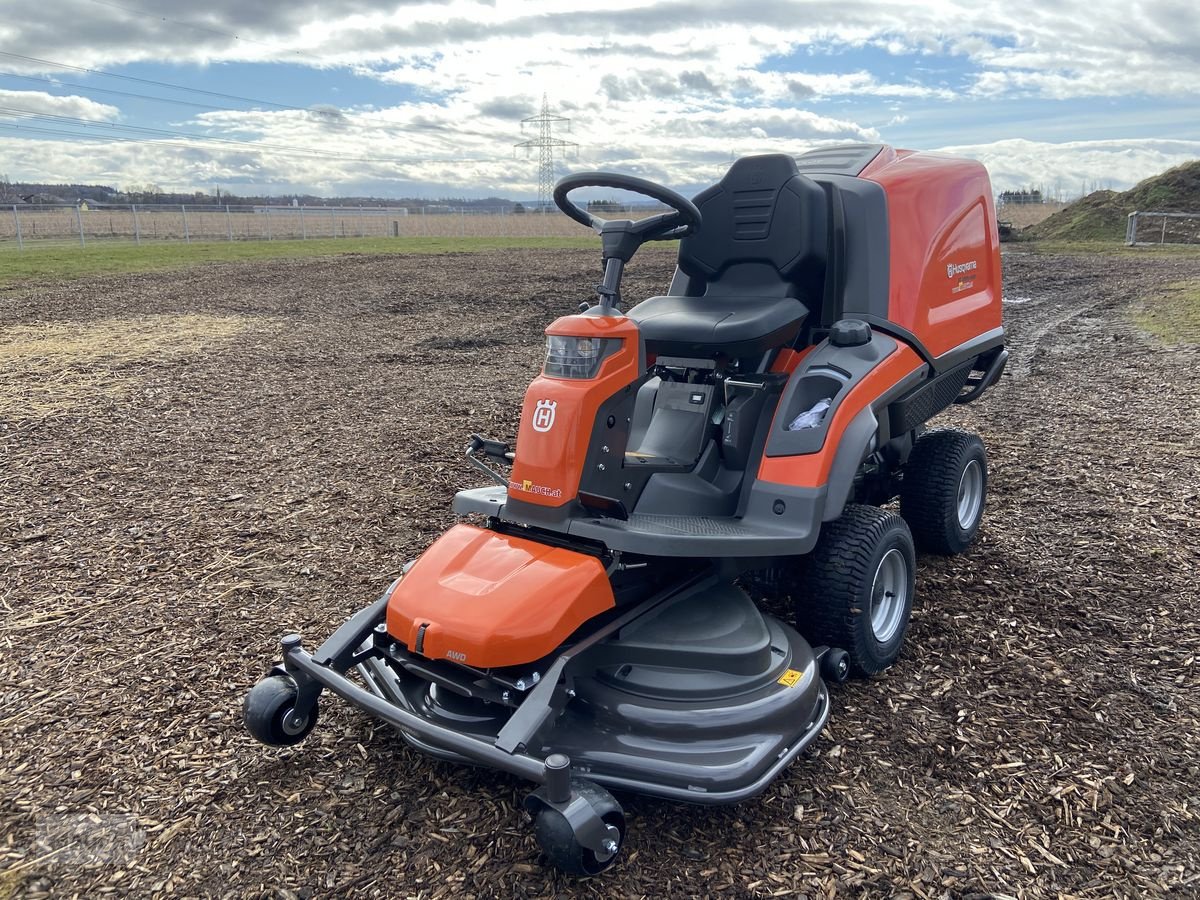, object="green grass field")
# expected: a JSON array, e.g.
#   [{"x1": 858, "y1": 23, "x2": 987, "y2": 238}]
[
  {"x1": 0, "y1": 236, "x2": 599, "y2": 288},
  {"x1": 1134, "y1": 279, "x2": 1200, "y2": 345}
]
